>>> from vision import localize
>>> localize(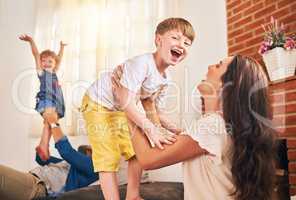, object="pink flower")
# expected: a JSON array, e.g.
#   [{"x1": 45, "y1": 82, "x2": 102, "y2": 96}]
[
  {"x1": 258, "y1": 40, "x2": 272, "y2": 54},
  {"x1": 258, "y1": 16, "x2": 296, "y2": 54},
  {"x1": 258, "y1": 41, "x2": 271, "y2": 54},
  {"x1": 284, "y1": 37, "x2": 296, "y2": 50}
]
